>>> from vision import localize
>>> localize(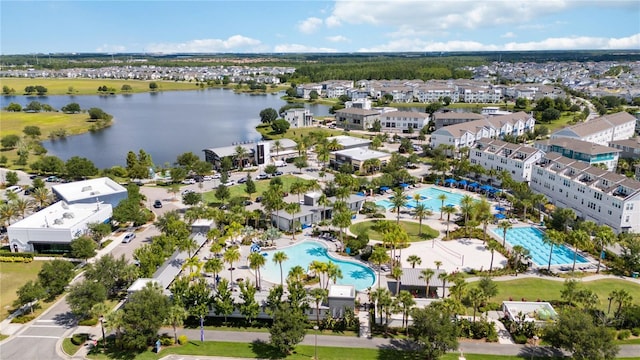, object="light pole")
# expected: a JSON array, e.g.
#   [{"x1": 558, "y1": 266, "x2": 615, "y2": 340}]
[
  {"x1": 99, "y1": 315, "x2": 106, "y2": 350},
  {"x1": 313, "y1": 325, "x2": 319, "y2": 360},
  {"x1": 531, "y1": 335, "x2": 539, "y2": 360}
]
